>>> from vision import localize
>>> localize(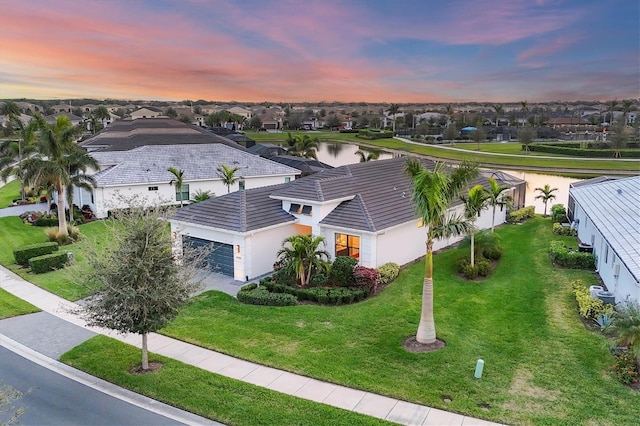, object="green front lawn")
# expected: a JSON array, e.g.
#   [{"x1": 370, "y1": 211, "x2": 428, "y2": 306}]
[
  {"x1": 0, "y1": 179, "x2": 21, "y2": 207},
  {"x1": 0, "y1": 216, "x2": 110, "y2": 301},
  {"x1": 61, "y1": 335, "x2": 390, "y2": 426},
  {"x1": 160, "y1": 218, "x2": 639, "y2": 425},
  {"x1": 0, "y1": 287, "x2": 40, "y2": 319}
]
